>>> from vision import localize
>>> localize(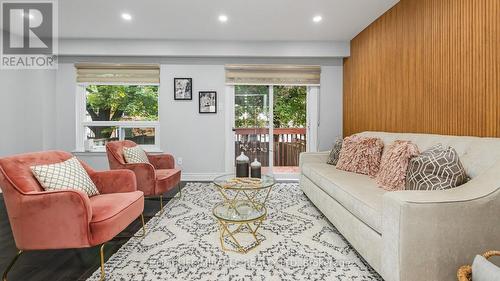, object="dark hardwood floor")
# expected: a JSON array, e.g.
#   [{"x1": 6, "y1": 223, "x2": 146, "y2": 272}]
[{"x1": 0, "y1": 183, "x2": 187, "y2": 281}]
